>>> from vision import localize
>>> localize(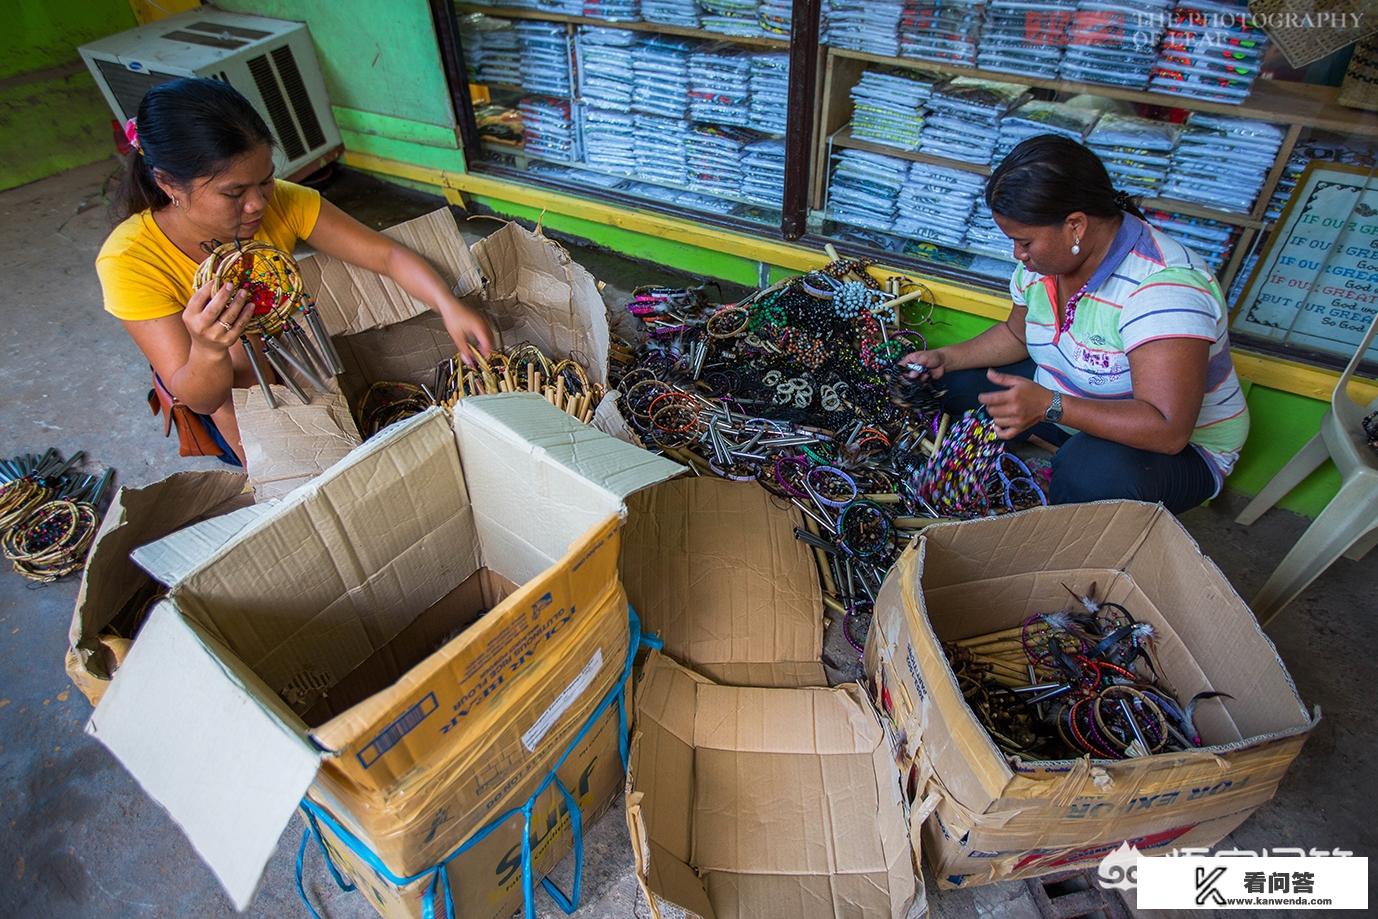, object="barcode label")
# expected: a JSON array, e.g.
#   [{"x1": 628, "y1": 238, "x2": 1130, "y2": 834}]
[{"x1": 358, "y1": 692, "x2": 439, "y2": 768}]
